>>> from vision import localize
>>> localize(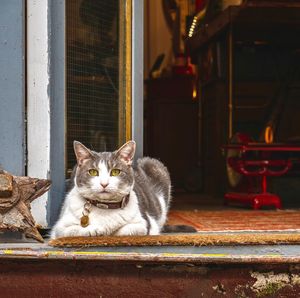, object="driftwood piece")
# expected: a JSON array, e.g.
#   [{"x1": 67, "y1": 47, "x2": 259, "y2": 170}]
[
  {"x1": 0, "y1": 172, "x2": 13, "y2": 198},
  {"x1": 0, "y1": 168, "x2": 51, "y2": 242}
]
